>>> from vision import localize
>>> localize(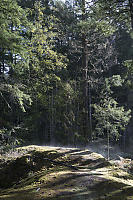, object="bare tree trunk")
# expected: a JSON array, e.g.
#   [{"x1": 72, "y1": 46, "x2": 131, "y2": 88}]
[
  {"x1": 2, "y1": 49, "x2": 5, "y2": 75},
  {"x1": 81, "y1": 0, "x2": 89, "y2": 143},
  {"x1": 129, "y1": 0, "x2": 133, "y2": 29},
  {"x1": 88, "y1": 82, "x2": 92, "y2": 140},
  {"x1": 50, "y1": 89, "x2": 54, "y2": 145},
  {"x1": 107, "y1": 129, "x2": 110, "y2": 160},
  {"x1": 48, "y1": 95, "x2": 51, "y2": 144}
]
